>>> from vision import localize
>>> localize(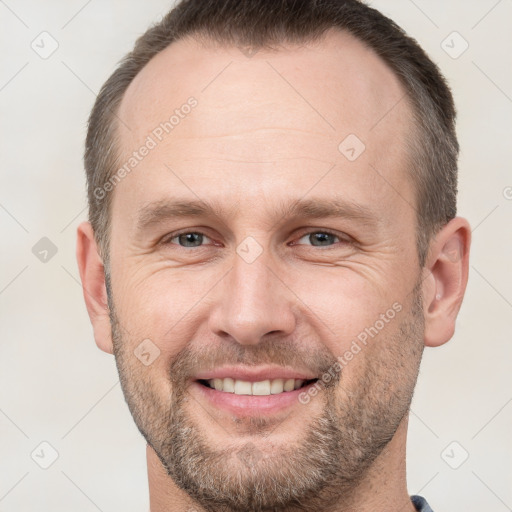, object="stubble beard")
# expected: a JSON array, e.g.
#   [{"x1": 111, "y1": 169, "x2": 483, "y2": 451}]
[{"x1": 109, "y1": 282, "x2": 424, "y2": 512}]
